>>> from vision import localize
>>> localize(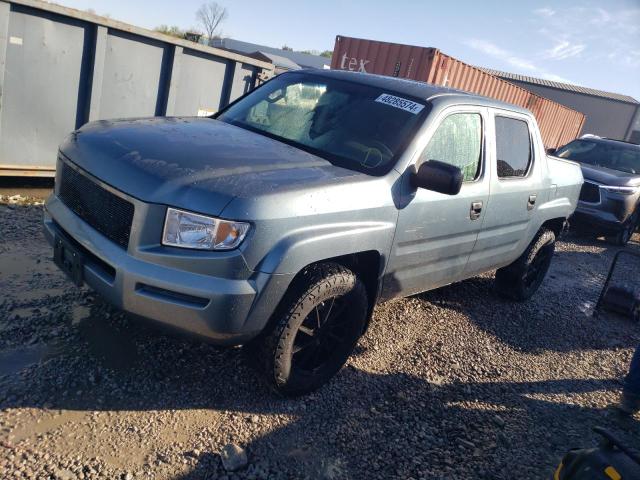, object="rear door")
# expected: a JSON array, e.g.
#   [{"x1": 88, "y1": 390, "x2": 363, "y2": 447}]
[
  {"x1": 465, "y1": 109, "x2": 542, "y2": 277},
  {"x1": 383, "y1": 106, "x2": 490, "y2": 297}
]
